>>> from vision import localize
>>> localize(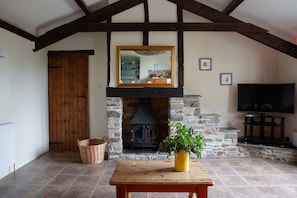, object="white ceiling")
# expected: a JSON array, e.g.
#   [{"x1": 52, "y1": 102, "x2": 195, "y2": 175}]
[{"x1": 0, "y1": 0, "x2": 296, "y2": 43}]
